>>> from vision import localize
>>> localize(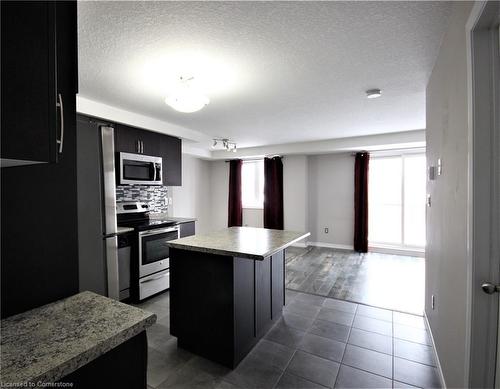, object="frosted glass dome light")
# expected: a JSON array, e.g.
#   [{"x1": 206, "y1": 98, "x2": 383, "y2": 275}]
[{"x1": 165, "y1": 76, "x2": 210, "y2": 113}]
